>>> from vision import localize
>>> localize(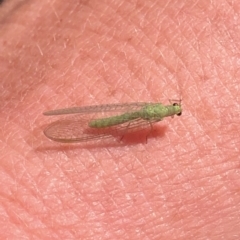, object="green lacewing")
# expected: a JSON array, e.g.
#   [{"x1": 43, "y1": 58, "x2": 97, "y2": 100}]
[{"x1": 43, "y1": 101, "x2": 182, "y2": 143}]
